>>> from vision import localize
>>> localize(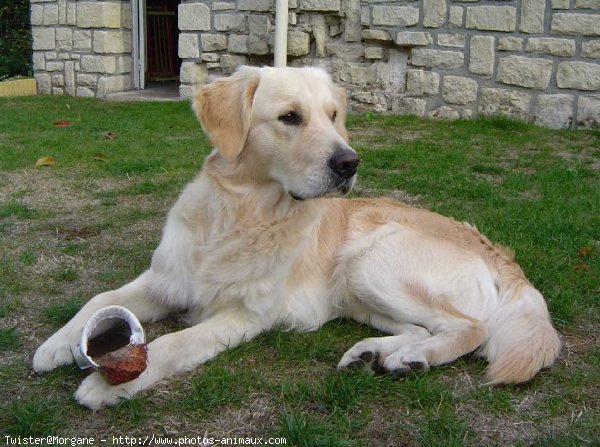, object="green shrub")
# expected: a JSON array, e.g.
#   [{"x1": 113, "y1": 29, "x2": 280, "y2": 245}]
[{"x1": 0, "y1": 0, "x2": 32, "y2": 80}]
